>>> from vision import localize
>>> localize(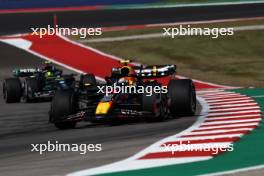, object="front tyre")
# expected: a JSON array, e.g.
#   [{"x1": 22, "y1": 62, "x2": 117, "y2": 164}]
[{"x1": 50, "y1": 90, "x2": 77, "y2": 129}]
